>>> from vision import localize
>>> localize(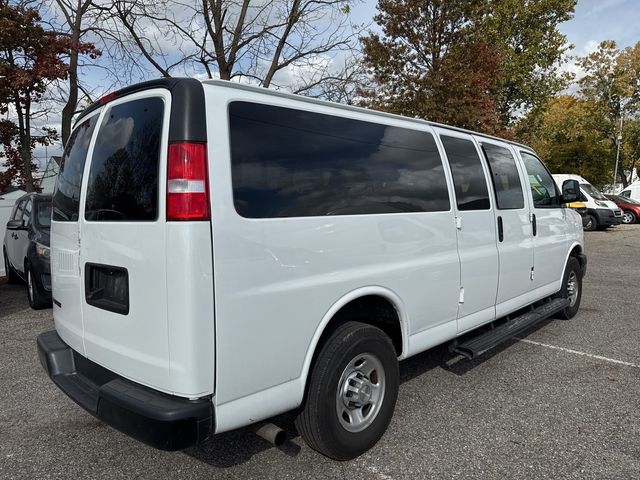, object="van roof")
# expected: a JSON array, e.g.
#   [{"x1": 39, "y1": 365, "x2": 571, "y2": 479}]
[{"x1": 76, "y1": 77, "x2": 534, "y2": 152}]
